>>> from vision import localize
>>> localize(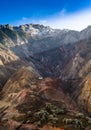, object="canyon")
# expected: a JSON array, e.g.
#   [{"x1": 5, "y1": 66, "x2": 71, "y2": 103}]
[{"x1": 0, "y1": 24, "x2": 91, "y2": 130}]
